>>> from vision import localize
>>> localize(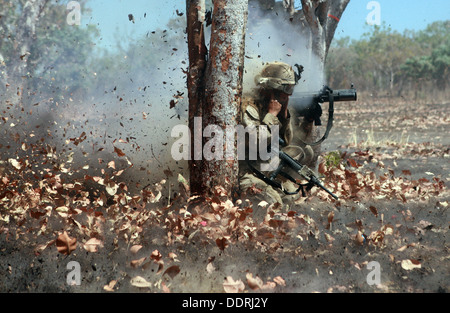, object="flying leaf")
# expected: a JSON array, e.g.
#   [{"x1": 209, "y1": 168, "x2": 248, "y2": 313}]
[
  {"x1": 206, "y1": 262, "x2": 215, "y2": 274},
  {"x1": 401, "y1": 259, "x2": 421, "y2": 270},
  {"x1": 103, "y1": 280, "x2": 117, "y2": 292},
  {"x1": 83, "y1": 237, "x2": 103, "y2": 252},
  {"x1": 8, "y1": 158, "x2": 22, "y2": 170},
  {"x1": 273, "y1": 276, "x2": 286, "y2": 286},
  {"x1": 131, "y1": 257, "x2": 147, "y2": 268},
  {"x1": 130, "y1": 276, "x2": 151, "y2": 288},
  {"x1": 223, "y1": 276, "x2": 245, "y2": 293},
  {"x1": 261, "y1": 281, "x2": 276, "y2": 290},
  {"x1": 168, "y1": 252, "x2": 179, "y2": 262},
  {"x1": 369, "y1": 206, "x2": 378, "y2": 217},
  {"x1": 216, "y1": 237, "x2": 228, "y2": 251},
  {"x1": 161, "y1": 282, "x2": 170, "y2": 293},
  {"x1": 163, "y1": 265, "x2": 181, "y2": 279},
  {"x1": 246, "y1": 273, "x2": 263, "y2": 290},
  {"x1": 105, "y1": 181, "x2": 119, "y2": 196},
  {"x1": 150, "y1": 249, "x2": 162, "y2": 261},
  {"x1": 328, "y1": 211, "x2": 335, "y2": 224},
  {"x1": 113, "y1": 146, "x2": 126, "y2": 157},
  {"x1": 56, "y1": 231, "x2": 77, "y2": 255},
  {"x1": 355, "y1": 231, "x2": 365, "y2": 245},
  {"x1": 130, "y1": 245, "x2": 143, "y2": 254},
  {"x1": 347, "y1": 158, "x2": 358, "y2": 167}
]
